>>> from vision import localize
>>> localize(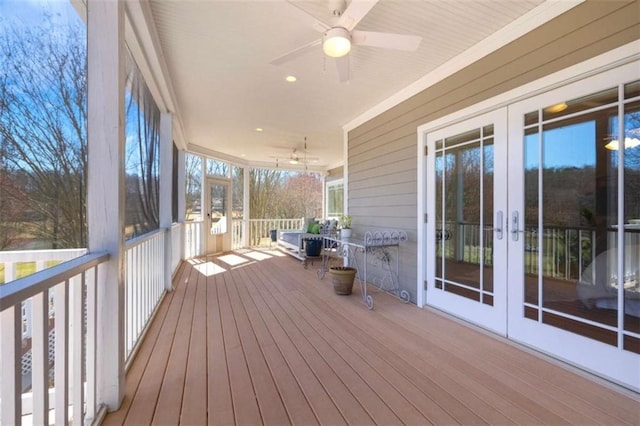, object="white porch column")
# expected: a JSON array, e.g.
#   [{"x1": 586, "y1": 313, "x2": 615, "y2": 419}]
[
  {"x1": 177, "y1": 150, "x2": 186, "y2": 260},
  {"x1": 201, "y1": 157, "x2": 207, "y2": 254},
  {"x1": 159, "y1": 112, "x2": 173, "y2": 290},
  {"x1": 321, "y1": 174, "x2": 327, "y2": 219},
  {"x1": 87, "y1": 0, "x2": 125, "y2": 411},
  {"x1": 243, "y1": 166, "x2": 250, "y2": 247}
]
